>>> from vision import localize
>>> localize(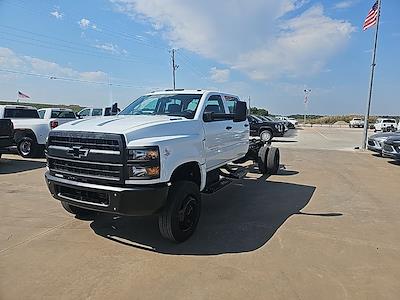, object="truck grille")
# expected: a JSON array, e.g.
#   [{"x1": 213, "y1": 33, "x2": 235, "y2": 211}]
[
  {"x1": 383, "y1": 144, "x2": 394, "y2": 152},
  {"x1": 48, "y1": 135, "x2": 120, "y2": 151},
  {"x1": 47, "y1": 131, "x2": 126, "y2": 184}
]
